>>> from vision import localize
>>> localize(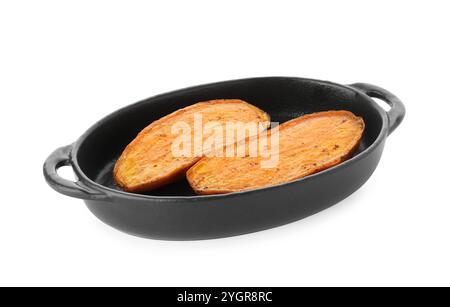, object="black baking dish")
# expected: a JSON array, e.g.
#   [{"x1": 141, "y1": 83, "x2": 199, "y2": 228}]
[{"x1": 44, "y1": 77, "x2": 405, "y2": 240}]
